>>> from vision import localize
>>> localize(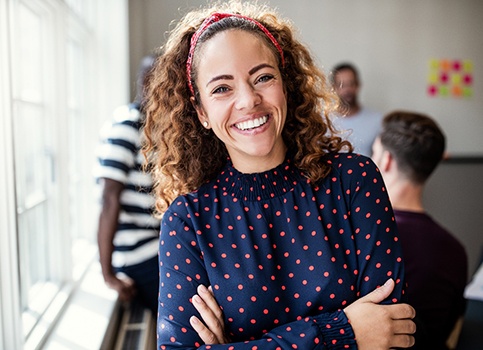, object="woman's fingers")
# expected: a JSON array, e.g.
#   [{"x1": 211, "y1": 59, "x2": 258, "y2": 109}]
[
  {"x1": 392, "y1": 317, "x2": 417, "y2": 335},
  {"x1": 385, "y1": 303, "x2": 417, "y2": 321},
  {"x1": 198, "y1": 285, "x2": 224, "y2": 320},
  {"x1": 389, "y1": 334, "x2": 416, "y2": 349},
  {"x1": 189, "y1": 315, "x2": 219, "y2": 344},
  {"x1": 344, "y1": 281, "x2": 416, "y2": 349},
  {"x1": 190, "y1": 285, "x2": 229, "y2": 344}
]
